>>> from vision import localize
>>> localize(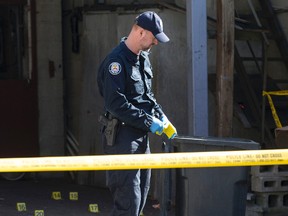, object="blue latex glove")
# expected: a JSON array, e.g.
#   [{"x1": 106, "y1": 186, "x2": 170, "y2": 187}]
[{"x1": 150, "y1": 117, "x2": 164, "y2": 134}]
